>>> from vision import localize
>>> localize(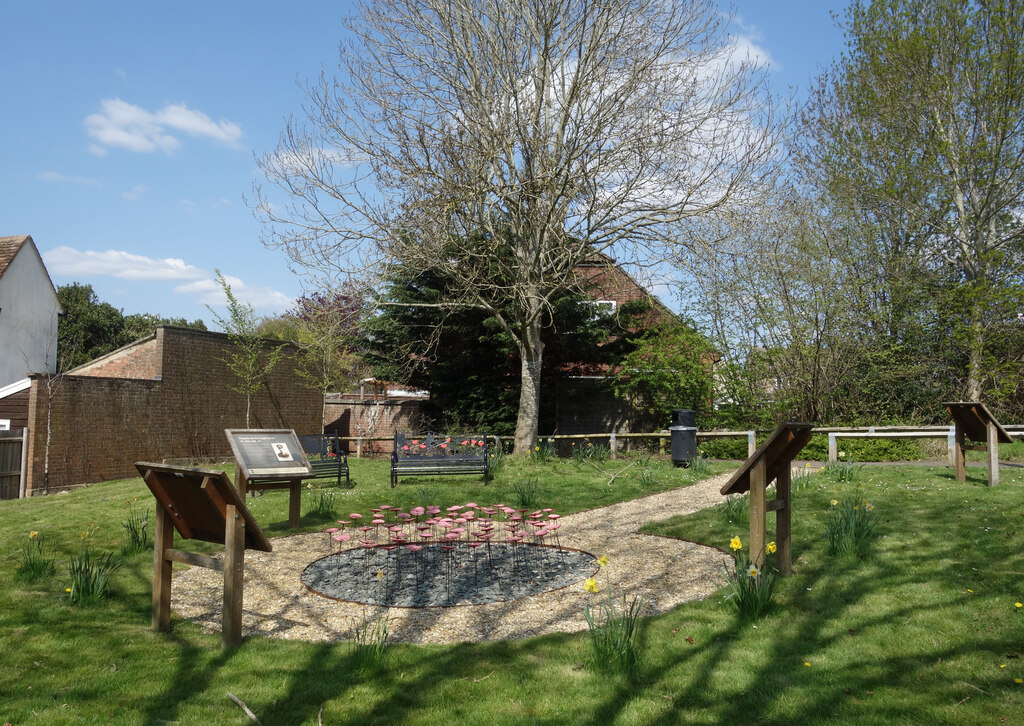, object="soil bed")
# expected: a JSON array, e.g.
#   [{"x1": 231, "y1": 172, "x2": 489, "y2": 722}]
[{"x1": 302, "y1": 541, "x2": 598, "y2": 607}]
